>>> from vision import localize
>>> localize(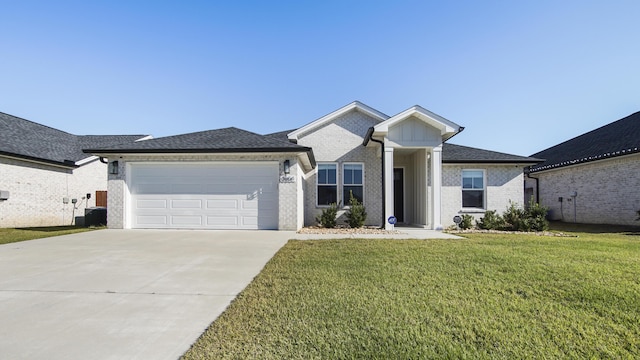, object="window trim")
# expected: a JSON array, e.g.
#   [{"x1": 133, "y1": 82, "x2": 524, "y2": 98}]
[
  {"x1": 316, "y1": 162, "x2": 338, "y2": 207},
  {"x1": 461, "y1": 169, "x2": 486, "y2": 210},
  {"x1": 342, "y1": 162, "x2": 365, "y2": 207}
]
